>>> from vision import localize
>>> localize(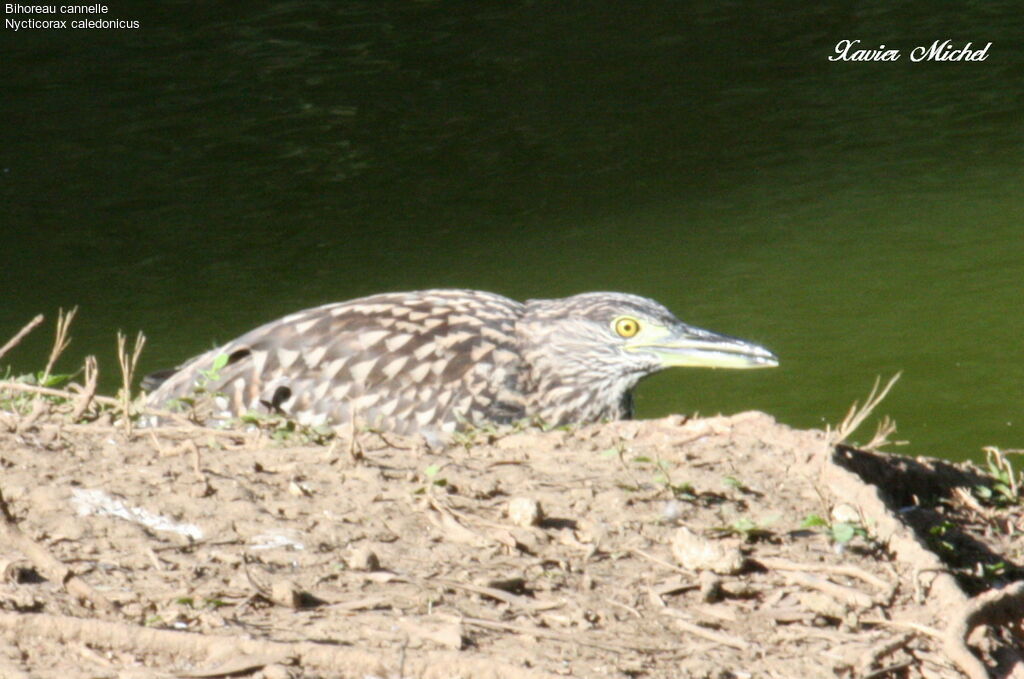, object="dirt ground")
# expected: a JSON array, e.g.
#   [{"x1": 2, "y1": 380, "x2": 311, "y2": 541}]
[{"x1": 0, "y1": 379, "x2": 1023, "y2": 678}]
